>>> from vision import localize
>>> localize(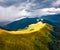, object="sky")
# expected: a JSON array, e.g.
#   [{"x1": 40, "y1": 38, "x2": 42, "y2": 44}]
[{"x1": 0, "y1": 0, "x2": 60, "y2": 25}]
